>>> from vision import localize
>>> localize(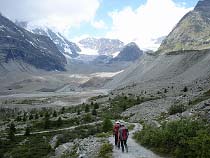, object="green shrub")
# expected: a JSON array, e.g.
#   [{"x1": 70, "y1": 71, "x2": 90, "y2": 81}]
[
  {"x1": 7, "y1": 122, "x2": 16, "y2": 140},
  {"x1": 102, "y1": 118, "x2": 113, "y2": 133},
  {"x1": 183, "y1": 86, "x2": 188, "y2": 92},
  {"x1": 92, "y1": 109, "x2": 97, "y2": 116},
  {"x1": 94, "y1": 103, "x2": 99, "y2": 109},
  {"x1": 169, "y1": 104, "x2": 186, "y2": 115},
  {"x1": 24, "y1": 126, "x2": 31, "y2": 136},
  {"x1": 53, "y1": 110, "x2": 57, "y2": 117},
  {"x1": 85, "y1": 105, "x2": 90, "y2": 113},
  {"x1": 98, "y1": 143, "x2": 113, "y2": 158},
  {"x1": 134, "y1": 119, "x2": 210, "y2": 157},
  {"x1": 96, "y1": 132, "x2": 111, "y2": 138},
  {"x1": 57, "y1": 117, "x2": 63, "y2": 127}
]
